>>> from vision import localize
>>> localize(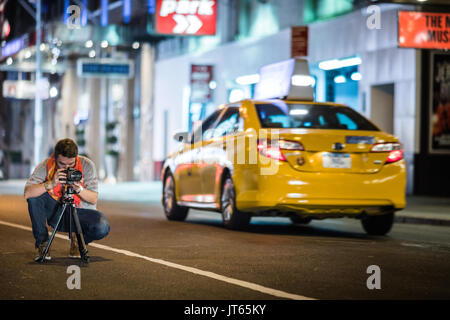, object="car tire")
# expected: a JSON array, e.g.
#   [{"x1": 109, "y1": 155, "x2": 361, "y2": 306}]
[
  {"x1": 163, "y1": 173, "x2": 189, "y2": 221},
  {"x1": 290, "y1": 216, "x2": 312, "y2": 224},
  {"x1": 221, "y1": 177, "x2": 251, "y2": 230},
  {"x1": 361, "y1": 211, "x2": 394, "y2": 236}
]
